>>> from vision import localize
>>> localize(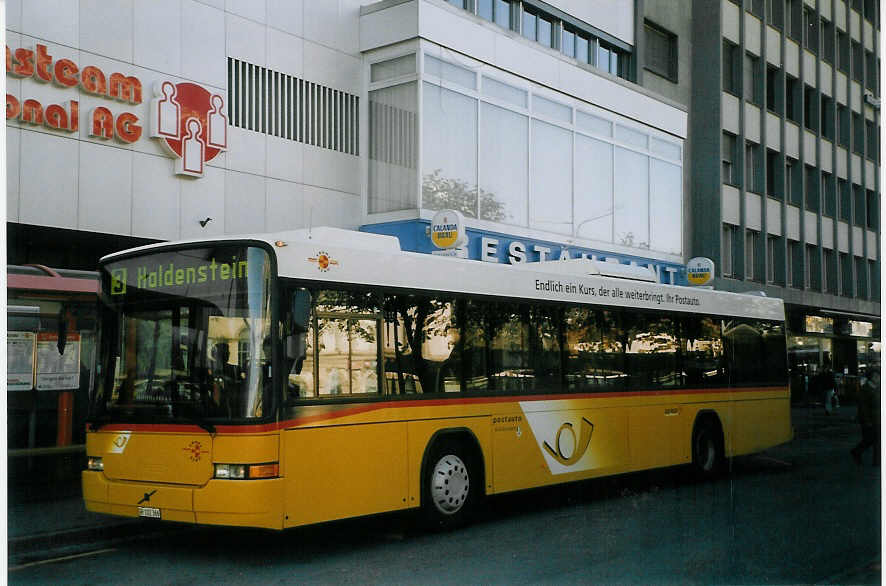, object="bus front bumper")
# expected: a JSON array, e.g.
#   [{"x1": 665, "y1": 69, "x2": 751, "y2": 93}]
[{"x1": 82, "y1": 471, "x2": 284, "y2": 530}]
